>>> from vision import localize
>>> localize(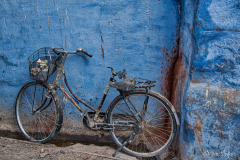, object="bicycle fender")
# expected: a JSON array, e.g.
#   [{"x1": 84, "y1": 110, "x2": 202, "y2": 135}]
[{"x1": 171, "y1": 105, "x2": 180, "y2": 126}]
